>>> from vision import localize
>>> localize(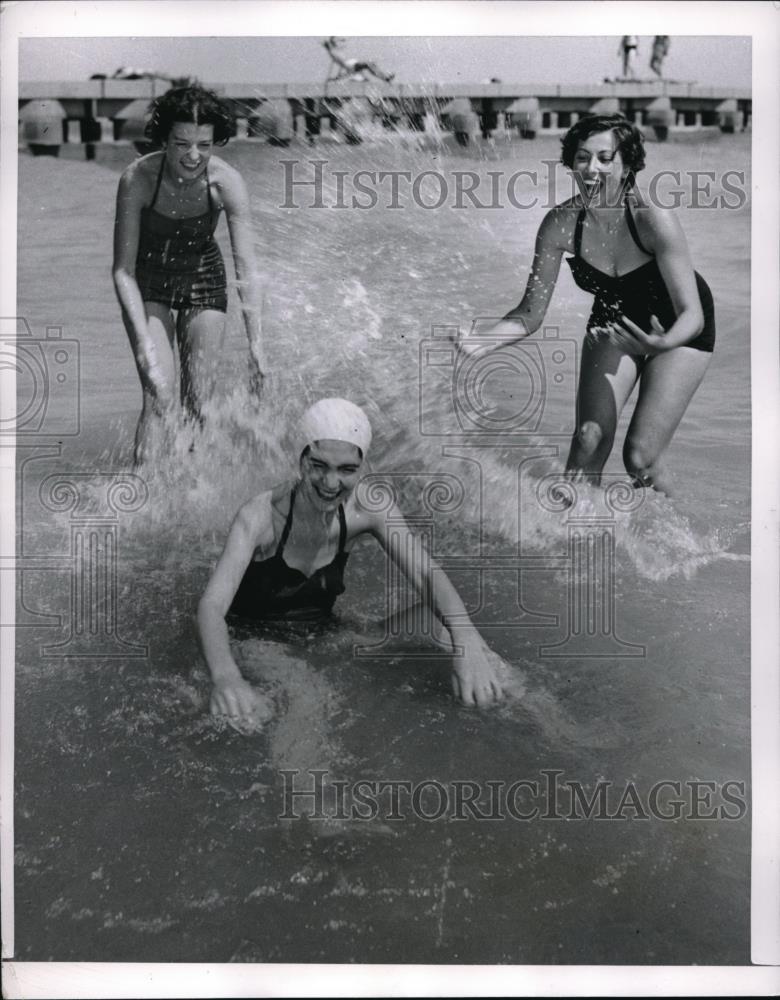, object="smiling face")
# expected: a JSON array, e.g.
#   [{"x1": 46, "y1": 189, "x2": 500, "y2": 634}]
[
  {"x1": 299, "y1": 439, "x2": 363, "y2": 512},
  {"x1": 163, "y1": 121, "x2": 215, "y2": 182},
  {"x1": 571, "y1": 129, "x2": 628, "y2": 206}
]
